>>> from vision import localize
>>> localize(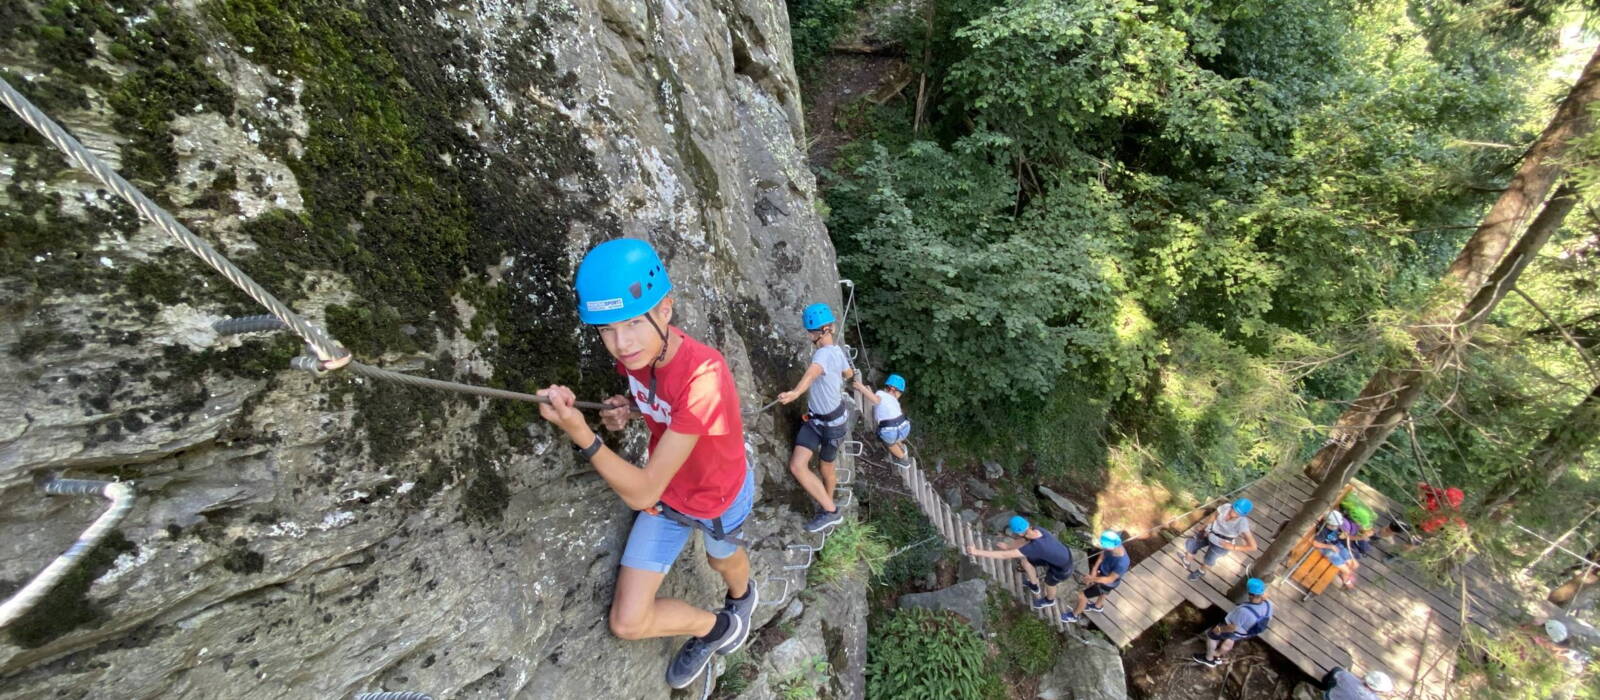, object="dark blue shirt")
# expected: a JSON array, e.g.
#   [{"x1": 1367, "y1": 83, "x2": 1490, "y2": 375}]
[
  {"x1": 1096, "y1": 550, "x2": 1130, "y2": 588},
  {"x1": 1019, "y1": 530, "x2": 1073, "y2": 573}
]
